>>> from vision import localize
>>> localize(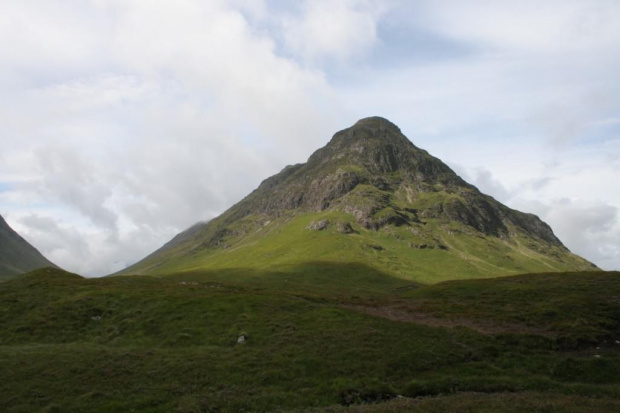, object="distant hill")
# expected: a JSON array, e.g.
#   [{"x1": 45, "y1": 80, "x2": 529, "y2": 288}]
[
  {"x1": 0, "y1": 214, "x2": 58, "y2": 280},
  {"x1": 119, "y1": 117, "x2": 596, "y2": 281}
]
